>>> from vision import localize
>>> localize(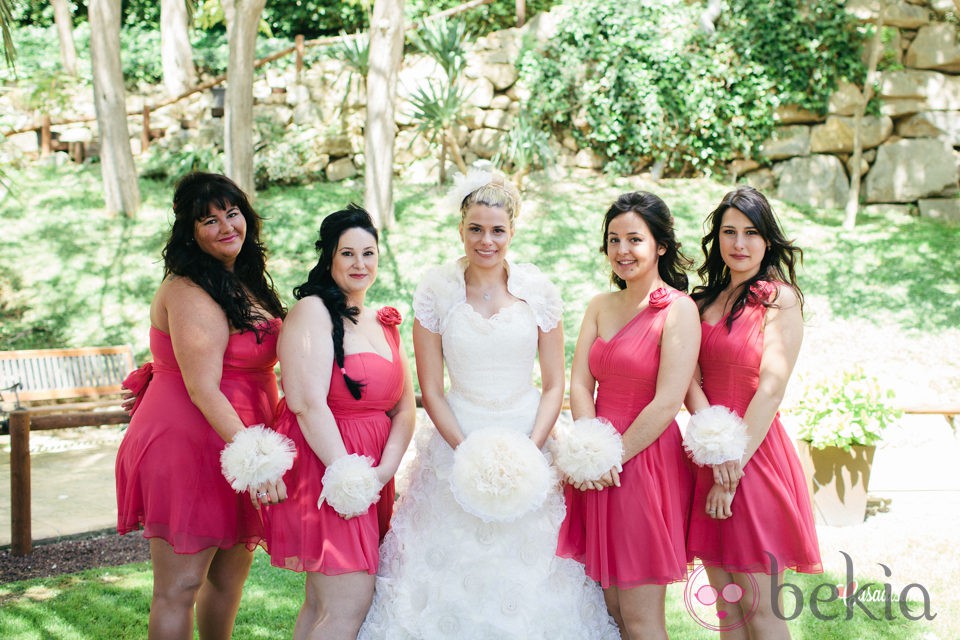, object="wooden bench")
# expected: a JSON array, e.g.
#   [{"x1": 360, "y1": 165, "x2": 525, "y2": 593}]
[{"x1": 1, "y1": 346, "x2": 136, "y2": 555}]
